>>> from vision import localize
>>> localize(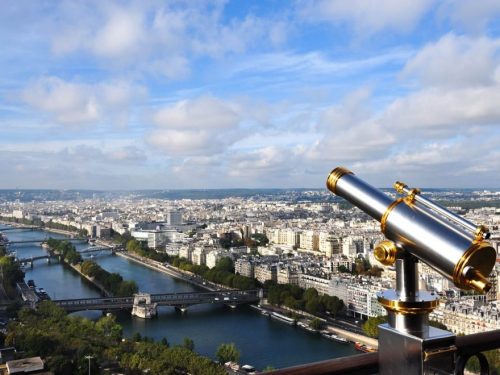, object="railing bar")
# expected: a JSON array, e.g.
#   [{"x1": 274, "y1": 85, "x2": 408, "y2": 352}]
[
  {"x1": 262, "y1": 352, "x2": 378, "y2": 375},
  {"x1": 455, "y1": 329, "x2": 500, "y2": 354}
]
